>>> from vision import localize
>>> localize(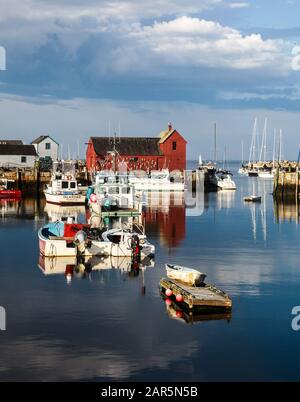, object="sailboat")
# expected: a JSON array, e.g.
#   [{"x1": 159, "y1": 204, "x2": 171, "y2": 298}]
[
  {"x1": 244, "y1": 179, "x2": 261, "y2": 202},
  {"x1": 258, "y1": 119, "x2": 274, "y2": 179}
]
